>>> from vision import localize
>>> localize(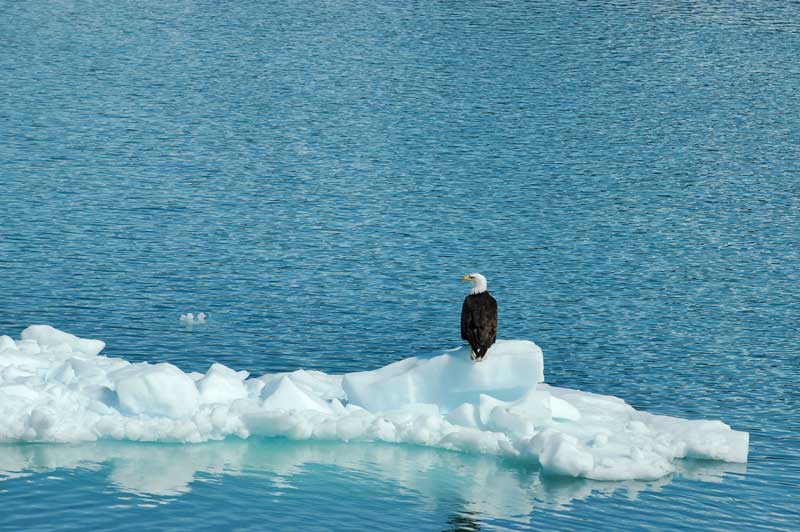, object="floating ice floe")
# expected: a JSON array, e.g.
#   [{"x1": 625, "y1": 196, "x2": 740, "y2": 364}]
[
  {"x1": 0, "y1": 325, "x2": 749, "y2": 481},
  {"x1": 180, "y1": 313, "x2": 207, "y2": 325}
]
